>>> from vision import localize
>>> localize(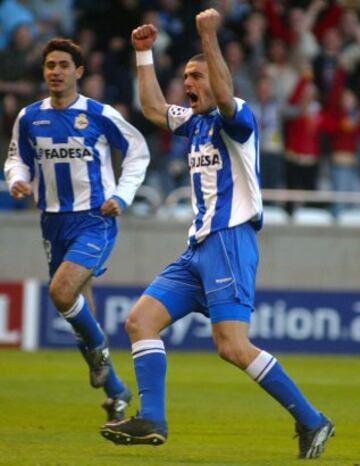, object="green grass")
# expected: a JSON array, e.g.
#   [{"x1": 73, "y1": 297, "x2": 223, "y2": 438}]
[{"x1": 0, "y1": 350, "x2": 359, "y2": 466}]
